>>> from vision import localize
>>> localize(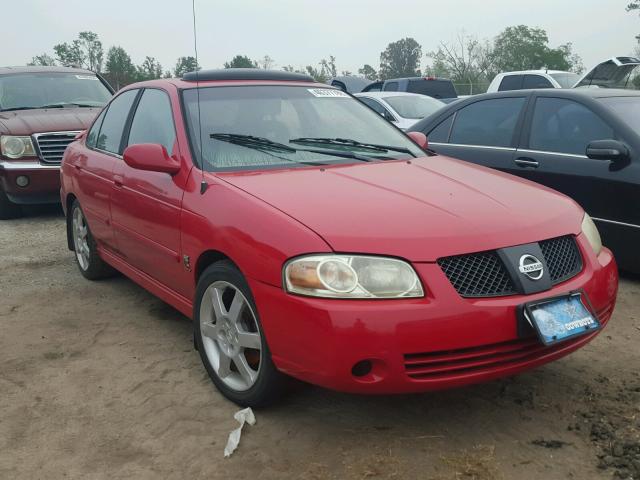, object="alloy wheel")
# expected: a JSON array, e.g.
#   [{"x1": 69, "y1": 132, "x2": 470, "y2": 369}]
[{"x1": 72, "y1": 207, "x2": 90, "y2": 271}]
